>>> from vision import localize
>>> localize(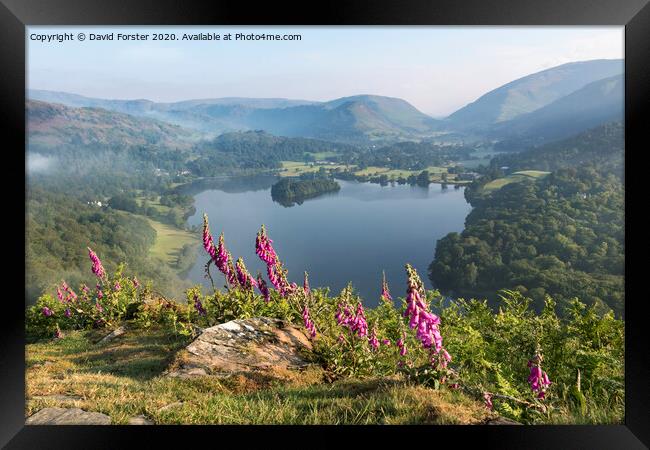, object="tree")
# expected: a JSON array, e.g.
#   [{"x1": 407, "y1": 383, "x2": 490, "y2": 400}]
[{"x1": 416, "y1": 170, "x2": 430, "y2": 187}]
